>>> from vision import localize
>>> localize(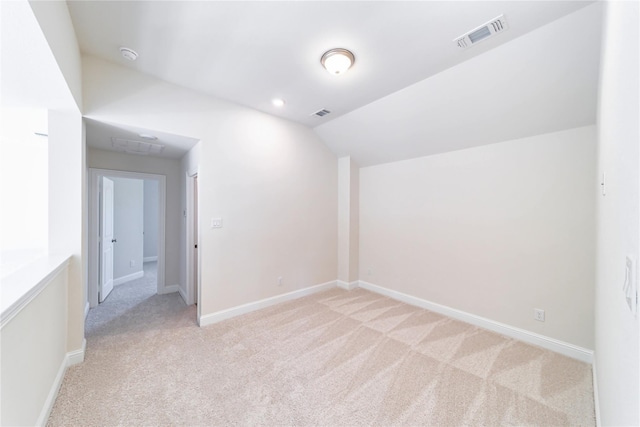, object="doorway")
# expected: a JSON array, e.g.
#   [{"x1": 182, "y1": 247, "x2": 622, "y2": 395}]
[{"x1": 88, "y1": 168, "x2": 167, "y2": 308}]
